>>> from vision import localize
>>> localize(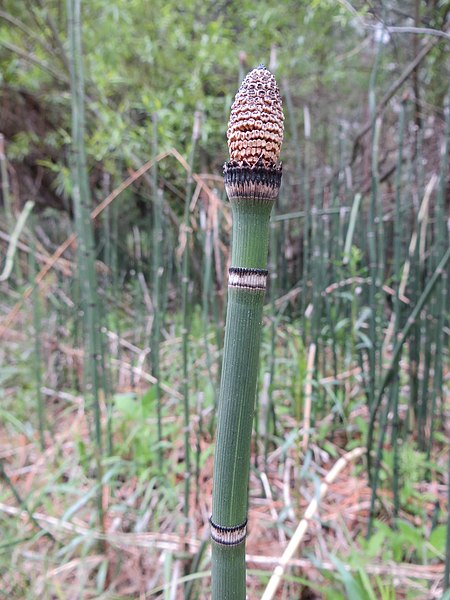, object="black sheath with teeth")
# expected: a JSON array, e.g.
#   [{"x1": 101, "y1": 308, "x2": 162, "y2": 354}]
[
  {"x1": 228, "y1": 267, "x2": 268, "y2": 290},
  {"x1": 209, "y1": 517, "x2": 248, "y2": 546}
]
